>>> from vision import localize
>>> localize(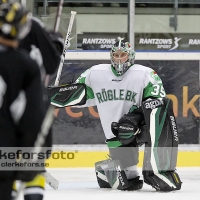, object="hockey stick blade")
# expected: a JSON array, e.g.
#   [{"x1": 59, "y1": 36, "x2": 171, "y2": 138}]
[{"x1": 44, "y1": 171, "x2": 59, "y2": 190}]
